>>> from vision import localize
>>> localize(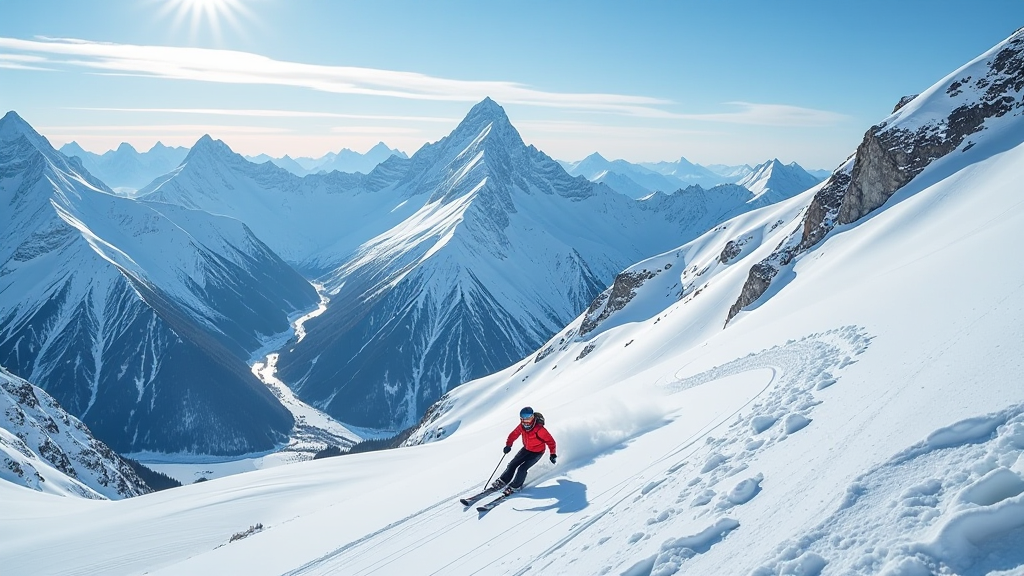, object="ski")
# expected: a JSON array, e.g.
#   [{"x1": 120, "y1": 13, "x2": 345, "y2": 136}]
[
  {"x1": 459, "y1": 487, "x2": 499, "y2": 507},
  {"x1": 476, "y1": 491, "x2": 516, "y2": 512}
]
